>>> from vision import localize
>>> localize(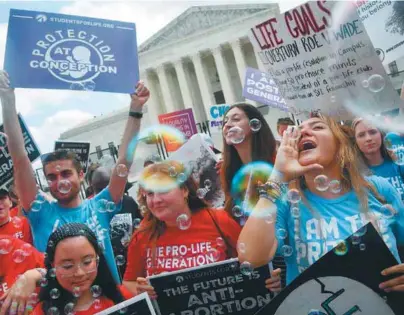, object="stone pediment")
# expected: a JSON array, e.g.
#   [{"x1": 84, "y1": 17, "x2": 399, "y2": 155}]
[{"x1": 139, "y1": 4, "x2": 276, "y2": 53}]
